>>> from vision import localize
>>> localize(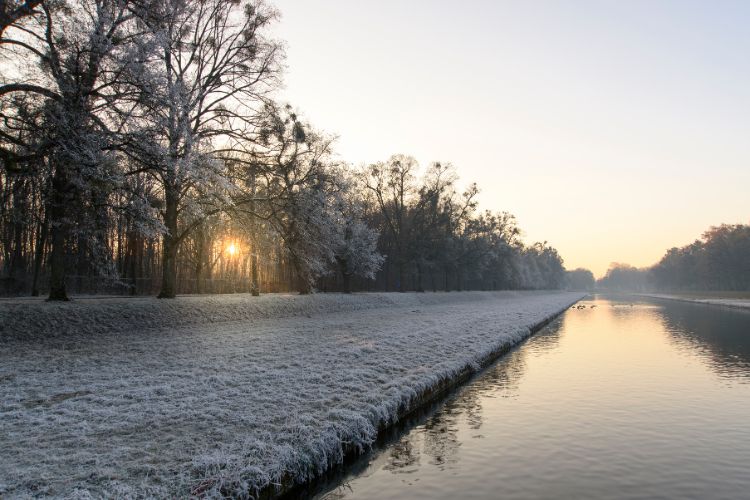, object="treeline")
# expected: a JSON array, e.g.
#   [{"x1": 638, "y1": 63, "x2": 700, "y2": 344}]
[
  {"x1": 0, "y1": 0, "x2": 566, "y2": 300},
  {"x1": 596, "y1": 264, "x2": 650, "y2": 292},
  {"x1": 650, "y1": 224, "x2": 750, "y2": 291},
  {"x1": 593, "y1": 223, "x2": 750, "y2": 292},
  {"x1": 565, "y1": 268, "x2": 595, "y2": 291}
]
